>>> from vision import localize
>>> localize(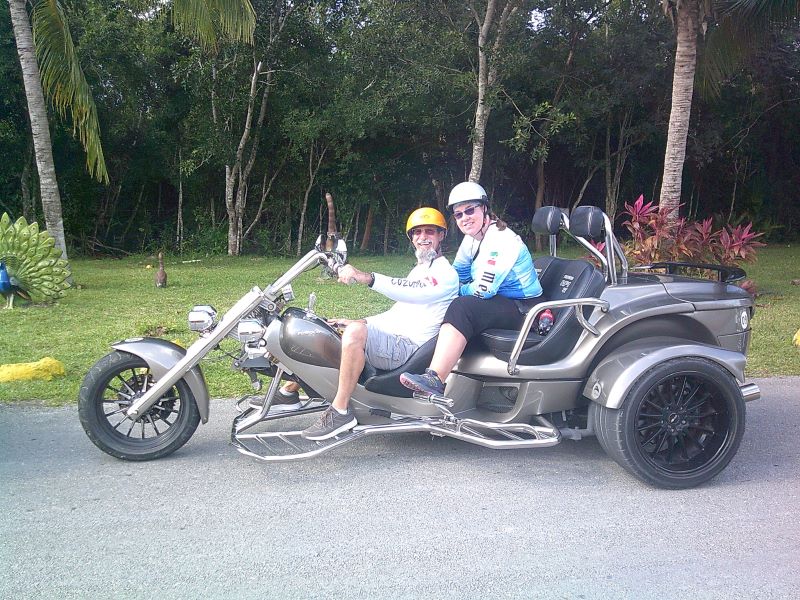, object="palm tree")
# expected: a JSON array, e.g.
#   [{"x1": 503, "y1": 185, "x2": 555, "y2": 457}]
[
  {"x1": 7, "y1": 0, "x2": 255, "y2": 259},
  {"x1": 658, "y1": 0, "x2": 799, "y2": 223}
]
